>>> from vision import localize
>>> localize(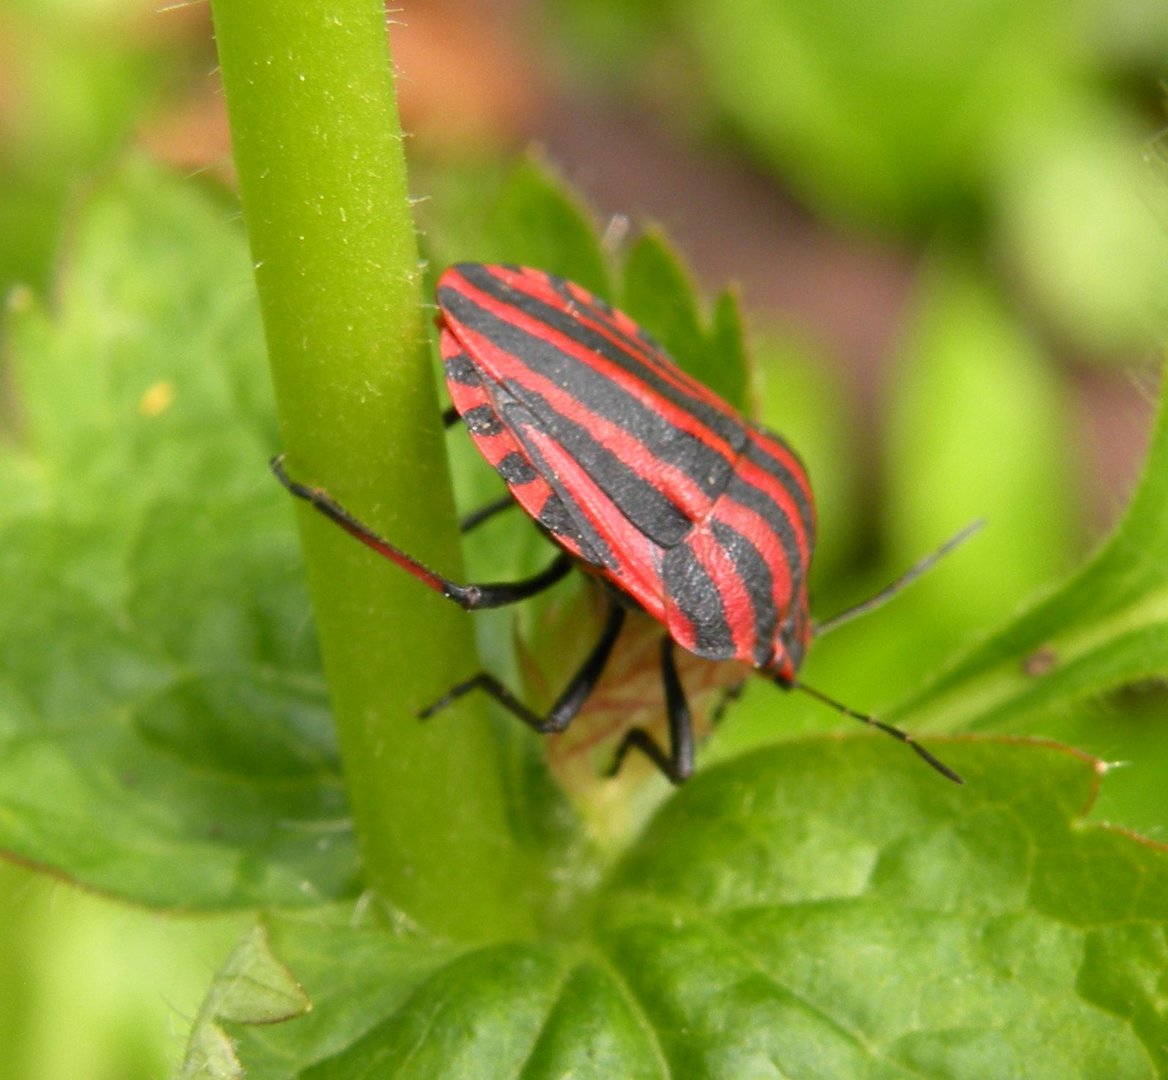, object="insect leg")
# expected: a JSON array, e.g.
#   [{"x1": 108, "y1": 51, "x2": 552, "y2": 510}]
[
  {"x1": 419, "y1": 603, "x2": 627, "y2": 733},
  {"x1": 459, "y1": 492, "x2": 517, "y2": 533},
  {"x1": 271, "y1": 455, "x2": 571, "y2": 609},
  {"x1": 605, "y1": 636, "x2": 694, "y2": 784}
]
